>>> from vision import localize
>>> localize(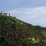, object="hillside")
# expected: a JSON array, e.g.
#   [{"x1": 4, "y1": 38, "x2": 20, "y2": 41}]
[{"x1": 0, "y1": 15, "x2": 46, "y2": 46}]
